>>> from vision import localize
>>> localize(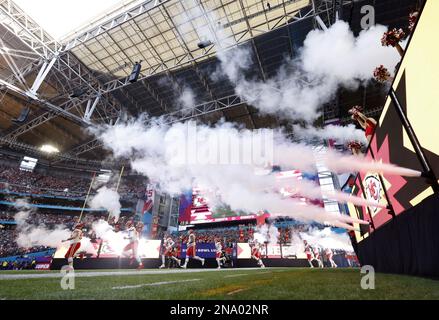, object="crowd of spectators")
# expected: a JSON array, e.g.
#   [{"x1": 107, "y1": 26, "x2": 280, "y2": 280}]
[
  {"x1": 0, "y1": 211, "x2": 14, "y2": 222},
  {"x1": 0, "y1": 164, "x2": 146, "y2": 200},
  {"x1": 0, "y1": 165, "x2": 90, "y2": 196}
]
